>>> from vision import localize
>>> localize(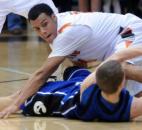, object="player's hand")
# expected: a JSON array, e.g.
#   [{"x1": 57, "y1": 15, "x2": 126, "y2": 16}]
[{"x1": 0, "y1": 104, "x2": 19, "y2": 119}]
